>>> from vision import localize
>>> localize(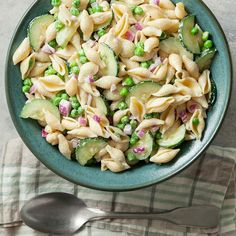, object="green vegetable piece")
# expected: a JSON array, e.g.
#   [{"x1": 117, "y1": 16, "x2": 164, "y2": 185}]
[
  {"x1": 191, "y1": 26, "x2": 199, "y2": 35},
  {"x1": 71, "y1": 66, "x2": 80, "y2": 74},
  {"x1": 70, "y1": 61, "x2": 78, "y2": 68},
  {"x1": 97, "y1": 28, "x2": 106, "y2": 37},
  {"x1": 121, "y1": 116, "x2": 129, "y2": 124},
  {"x1": 141, "y1": 61, "x2": 149, "y2": 68},
  {"x1": 23, "y1": 78, "x2": 32, "y2": 86},
  {"x1": 70, "y1": 109, "x2": 79, "y2": 118},
  {"x1": 70, "y1": 7, "x2": 80, "y2": 16},
  {"x1": 123, "y1": 77, "x2": 135, "y2": 86},
  {"x1": 117, "y1": 123, "x2": 125, "y2": 130},
  {"x1": 80, "y1": 56, "x2": 88, "y2": 64},
  {"x1": 134, "y1": 47, "x2": 144, "y2": 56},
  {"x1": 78, "y1": 49, "x2": 86, "y2": 57},
  {"x1": 22, "y1": 85, "x2": 30, "y2": 93},
  {"x1": 61, "y1": 93, "x2": 69, "y2": 100},
  {"x1": 127, "y1": 152, "x2": 137, "y2": 162},
  {"x1": 192, "y1": 117, "x2": 200, "y2": 126},
  {"x1": 202, "y1": 31, "x2": 210, "y2": 41},
  {"x1": 93, "y1": 6, "x2": 103, "y2": 13},
  {"x1": 89, "y1": 0, "x2": 96, "y2": 3},
  {"x1": 130, "y1": 120, "x2": 138, "y2": 129},
  {"x1": 77, "y1": 107, "x2": 84, "y2": 115},
  {"x1": 71, "y1": 96, "x2": 78, "y2": 103},
  {"x1": 144, "y1": 112, "x2": 159, "y2": 119},
  {"x1": 133, "y1": 6, "x2": 144, "y2": 15},
  {"x1": 48, "y1": 39, "x2": 58, "y2": 48},
  {"x1": 117, "y1": 101, "x2": 128, "y2": 110},
  {"x1": 88, "y1": 7, "x2": 94, "y2": 15},
  {"x1": 130, "y1": 133, "x2": 139, "y2": 145},
  {"x1": 72, "y1": 0, "x2": 80, "y2": 8},
  {"x1": 52, "y1": 96, "x2": 62, "y2": 106},
  {"x1": 55, "y1": 21, "x2": 65, "y2": 32},
  {"x1": 155, "y1": 131, "x2": 162, "y2": 140},
  {"x1": 160, "y1": 31, "x2": 168, "y2": 41},
  {"x1": 71, "y1": 102, "x2": 80, "y2": 109},
  {"x1": 44, "y1": 66, "x2": 57, "y2": 76},
  {"x1": 51, "y1": 0, "x2": 61, "y2": 7},
  {"x1": 120, "y1": 87, "x2": 129, "y2": 97},
  {"x1": 204, "y1": 40, "x2": 213, "y2": 49}
]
